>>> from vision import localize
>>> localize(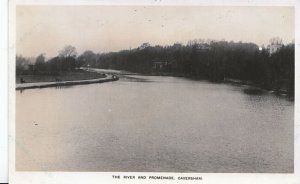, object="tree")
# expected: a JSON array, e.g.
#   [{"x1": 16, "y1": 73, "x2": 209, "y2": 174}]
[
  {"x1": 35, "y1": 54, "x2": 46, "y2": 71},
  {"x1": 16, "y1": 55, "x2": 30, "y2": 69},
  {"x1": 16, "y1": 55, "x2": 30, "y2": 74},
  {"x1": 58, "y1": 45, "x2": 77, "y2": 71},
  {"x1": 78, "y1": 50, "x2": 97, "y2": 67},
  {"x1": 139, "y1": 43, "x2": 150, "y2": 50},
  {"x1": 269, "y1": 37, "x2": 283, "y2": 45},
  {"x1": 59, "y1": 45, "x2": 77, "y2": 58},
  {"x1": 35, "y1": 54, "x2": 45, "y2": 64},
  {"x1": 267, "y1": 37, "x2": 283, "y2": 54}
]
